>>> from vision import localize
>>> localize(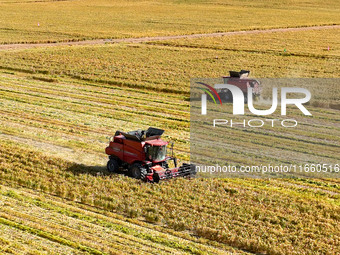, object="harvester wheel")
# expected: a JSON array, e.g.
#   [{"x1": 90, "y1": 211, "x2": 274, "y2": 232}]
[
  {"x1": 129, "y1": 163, "x2": 147, "y2": 180},
  {"x1": 107, "y1": 159, "x2": 119, "y2": 173}
]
